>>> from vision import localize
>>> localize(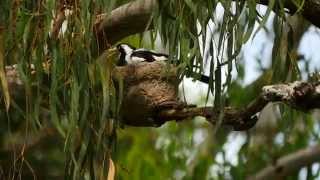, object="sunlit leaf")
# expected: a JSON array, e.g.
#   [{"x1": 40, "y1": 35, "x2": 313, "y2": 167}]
[
  {"x1": 107, "y1": 158, "x2": 115, "y2": 180},
  {"x1": 0, "y1": 29, "x2": 10, "y2": 111}
]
